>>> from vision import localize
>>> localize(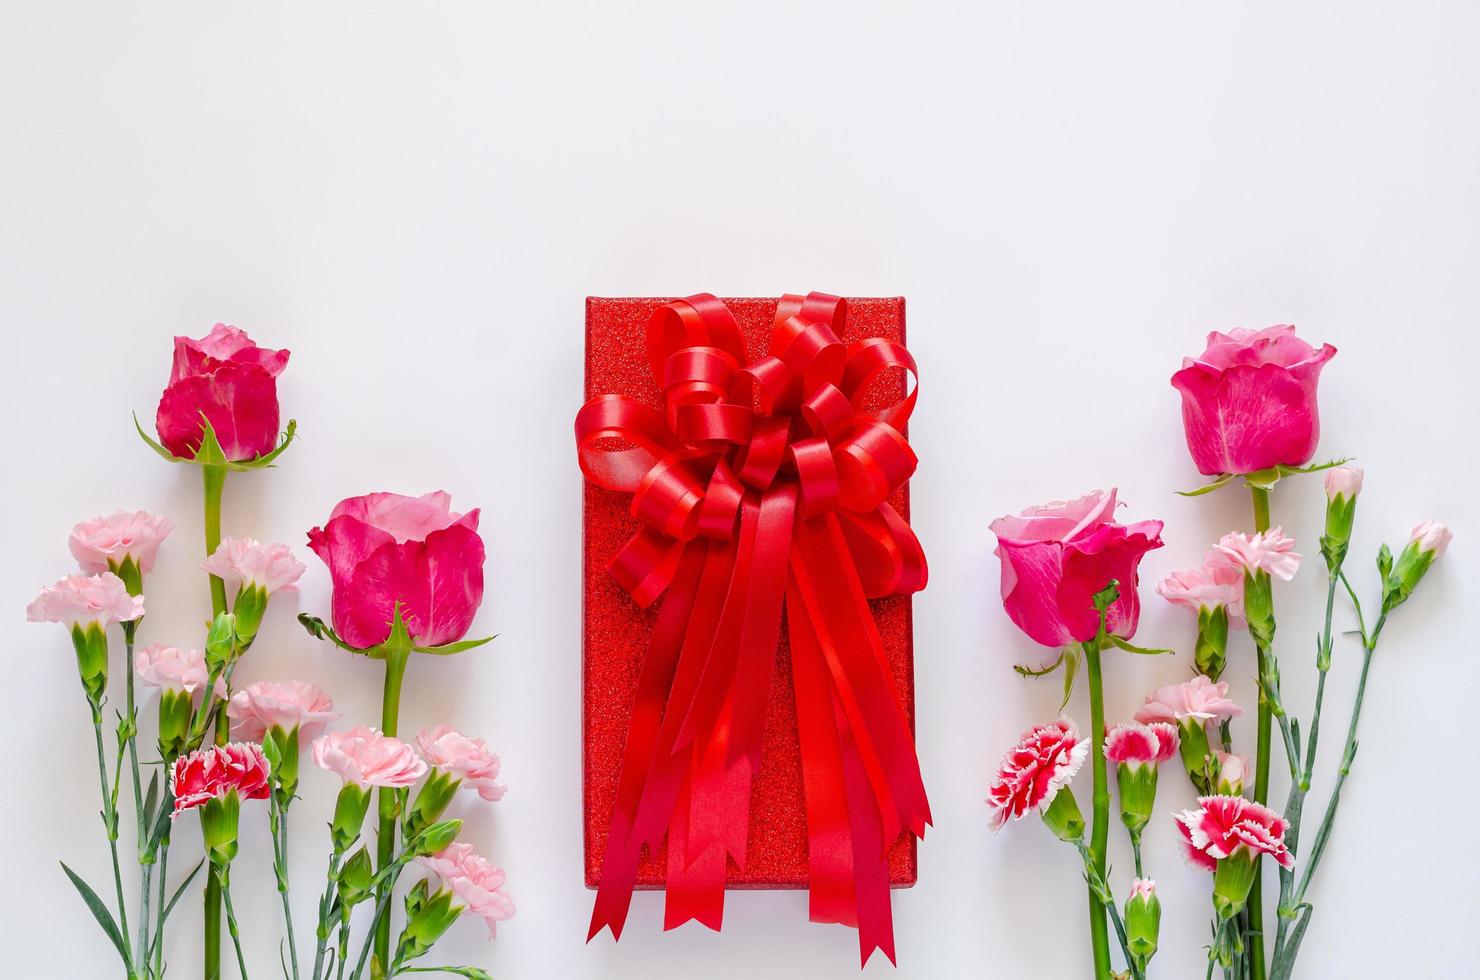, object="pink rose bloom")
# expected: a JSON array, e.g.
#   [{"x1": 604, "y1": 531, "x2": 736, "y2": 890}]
[
  {"x1": 1324, "y1": 466, "x2": 1364, "y2": 501},
  {"x1": 986, "y1": 720, "x2": 1088, "y2": 830},
  {"x1": 135, "y1": 644, "x2": 227, "y2": 698},
  {"x1": 171, "y1": 742, "x2": 272, "y2": 815},
  {"x1": 1171, "y1": 325, "x2": 1337, "y2": 476},
  {"x1": 1174, "y1": 795, "x2": 1294, "y2": 871},
  {"x1": 1208, "y1": 528, "x2": 1301, "y2": 581},
  {"x1": 1104, "y1": 722, "x2": 1180, "y2": 768},
  {"x1": 69, "y1": 510, "x2": 174, "y2": 575},
  {"x1": 27, "y1": 572, "x2": 145, "y2": 628},
  {"x1": 307, "y1": 491, "x2": 486, "y2": 649},
  {"x1": 202, "y1": 537, "x2": 306, "y2": 594},
  {"x1": 311, "y1": 726, "x2": 427, "y2": 788},
  {"x1": 416, "y1": 842, "x2": 515, "y2": 938},
  {"x1": 1156, "y1": 563, "x2": 1247, "y2": 628},
  {"x1": 1409, "y1": 521, "x2": 1453, "y2": 558},
  {"x1": 417, "y1": 725, "x2": 507, "y2": 802},
  {"x1": 156, "y1": 324, "x2": 290, "y2": 461},
  {"x1": 228, "y1": 681, "x2": 339, "y2": 742},
  {"x1": 989, "y1": 489, "x2": 1164, "y2": 649},
  {"x1": 1135, "y1": 676, "x2": 1243, "y2": 727}
]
